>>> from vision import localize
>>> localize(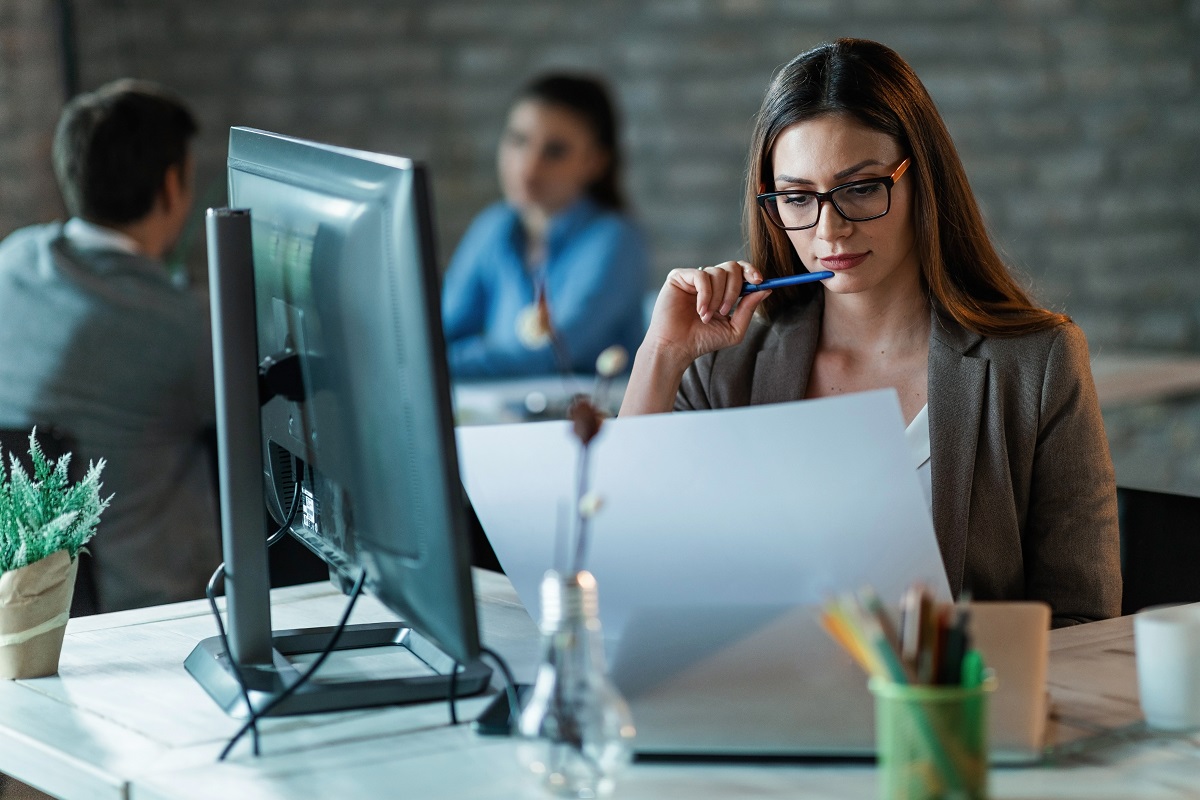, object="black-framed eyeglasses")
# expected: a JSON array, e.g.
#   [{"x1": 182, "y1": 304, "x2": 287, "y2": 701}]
[{"x1": 756, "y1": 158, "x2": 912, "y2": 231}]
